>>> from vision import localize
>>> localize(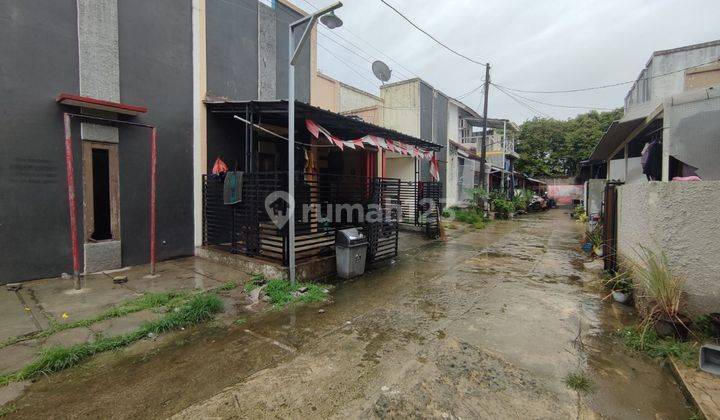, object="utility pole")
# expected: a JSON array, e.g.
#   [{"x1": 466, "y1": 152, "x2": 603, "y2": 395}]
[{"x1": 479, "y1": 63, "x2": 491, "y2": 205}]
